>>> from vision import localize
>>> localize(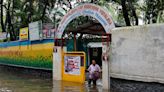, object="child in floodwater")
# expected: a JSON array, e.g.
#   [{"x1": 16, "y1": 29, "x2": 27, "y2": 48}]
[{"x1": 88, "y1": 60, "x2": 101, "y2": 86}]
